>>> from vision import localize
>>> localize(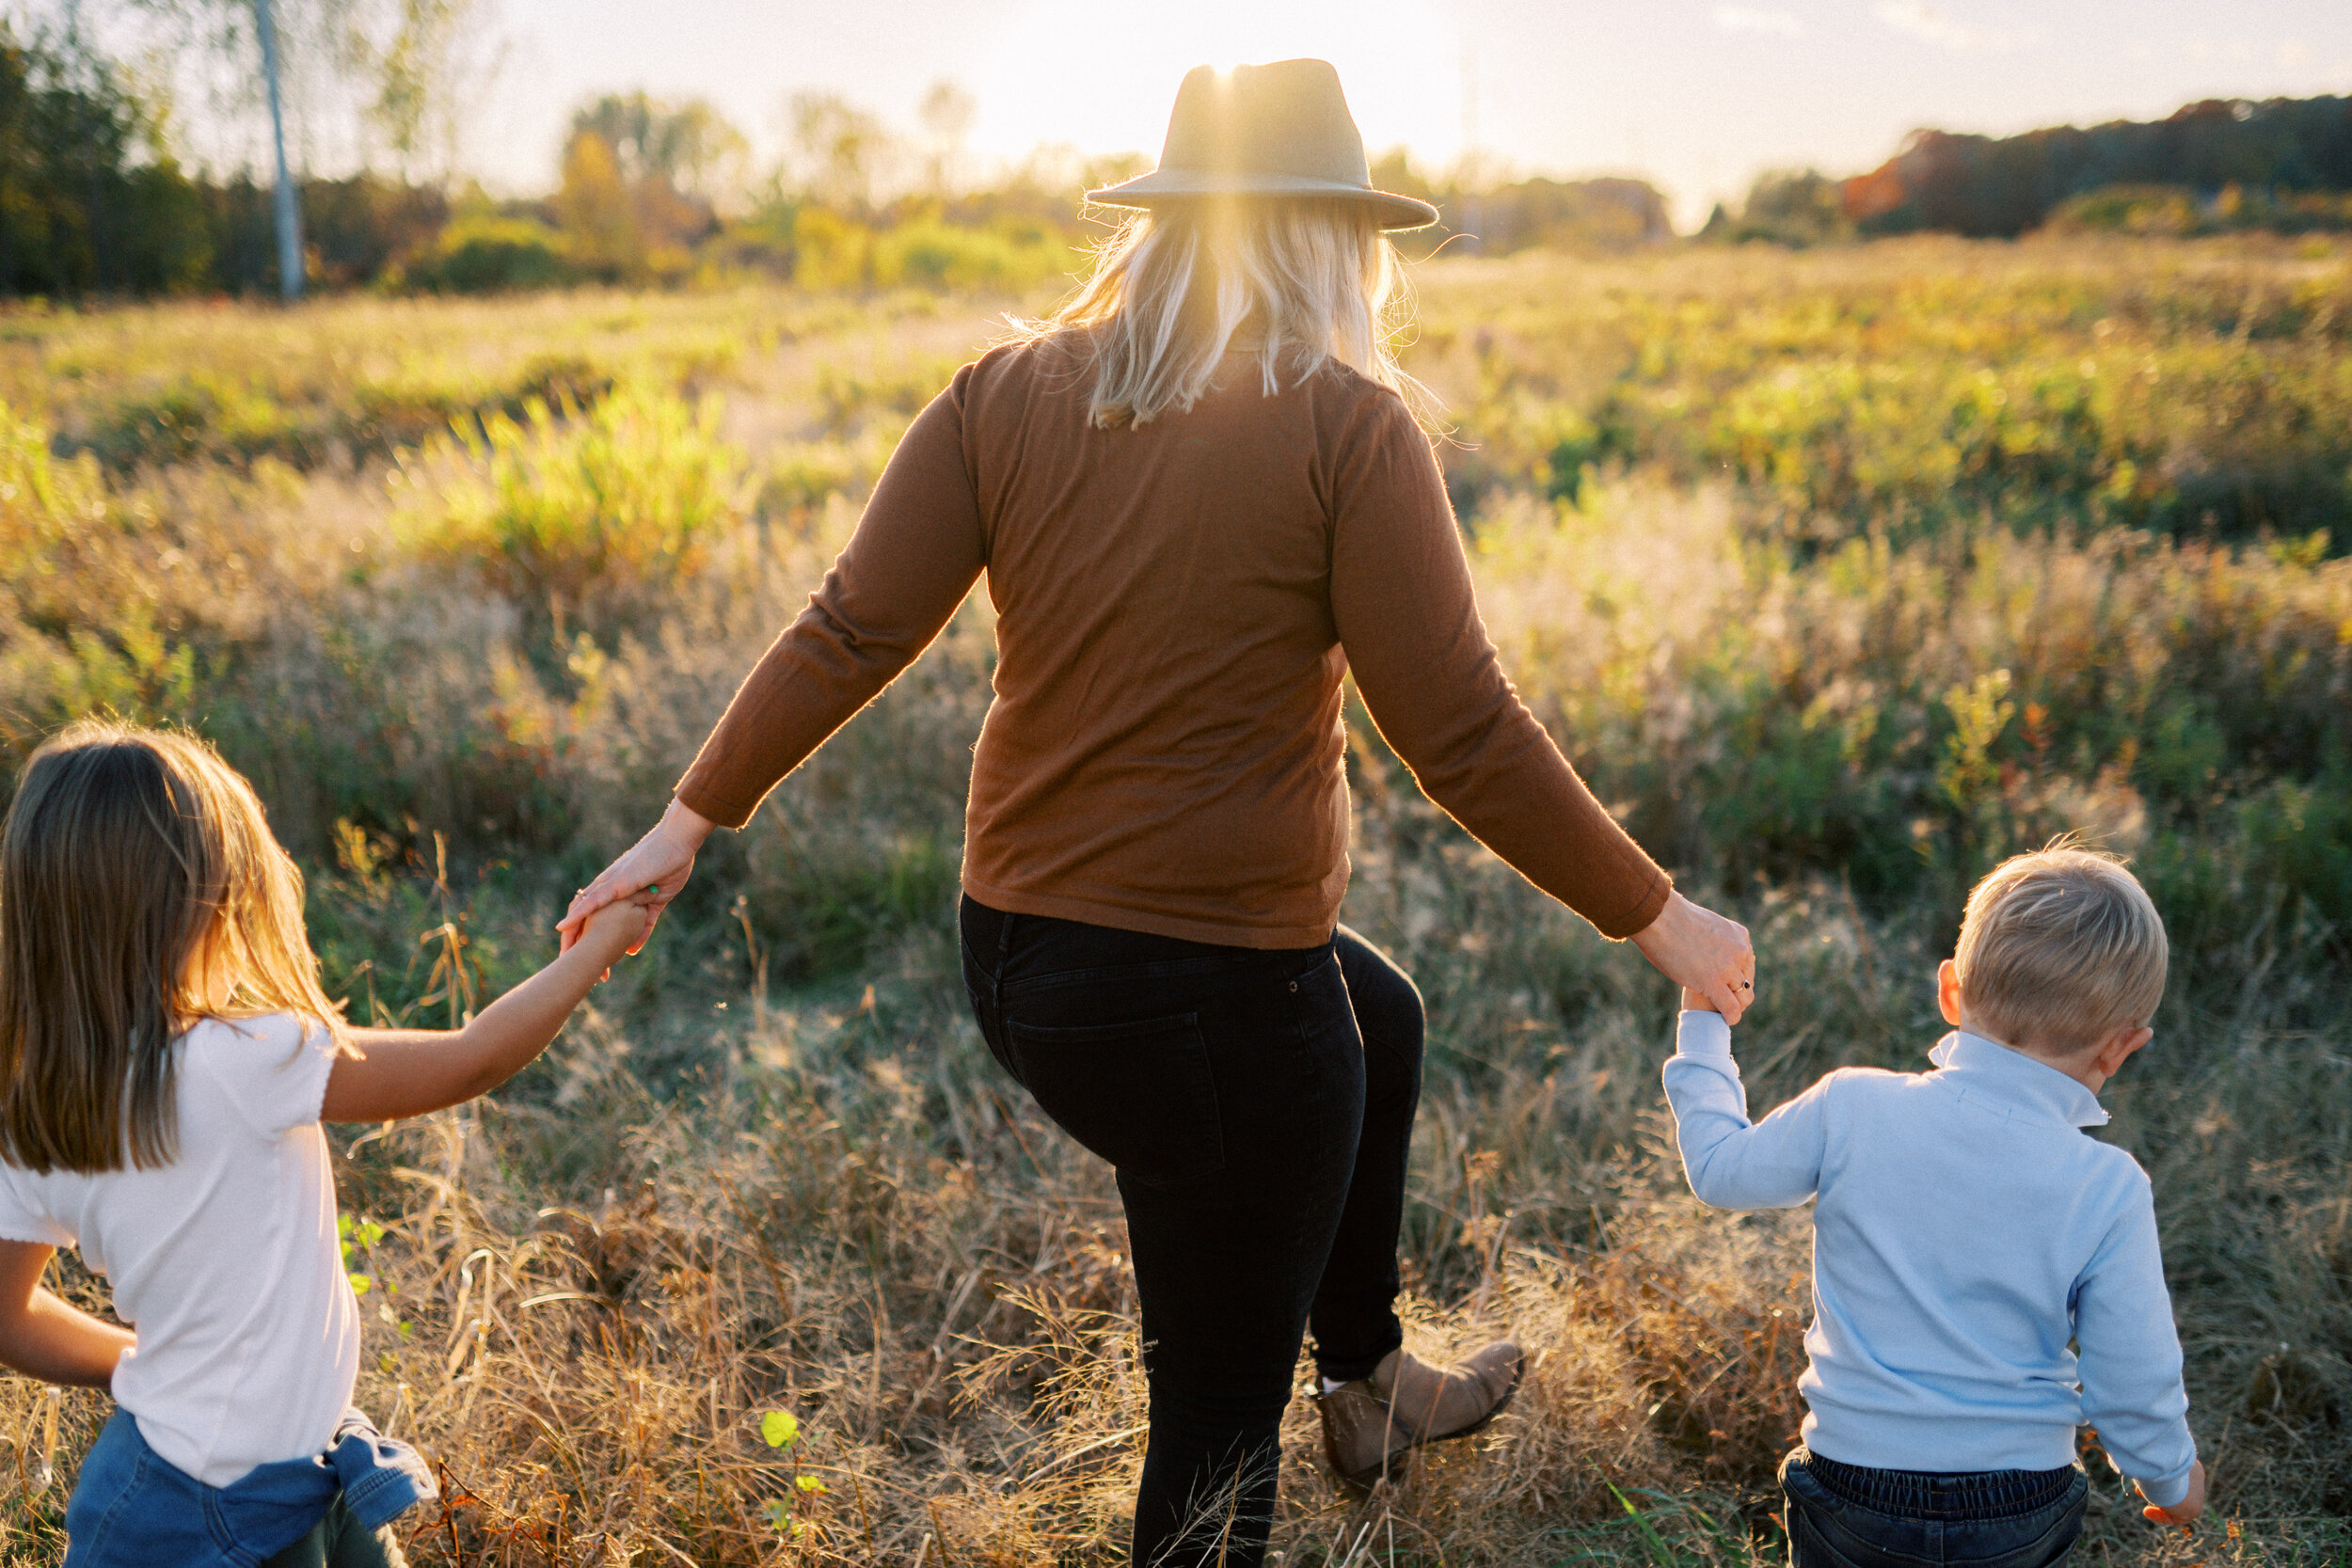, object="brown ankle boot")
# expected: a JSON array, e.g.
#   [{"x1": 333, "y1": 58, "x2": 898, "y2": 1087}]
[{"x1": 1313, "y1": 1341, "x2": 1524, "y2": 1487}]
